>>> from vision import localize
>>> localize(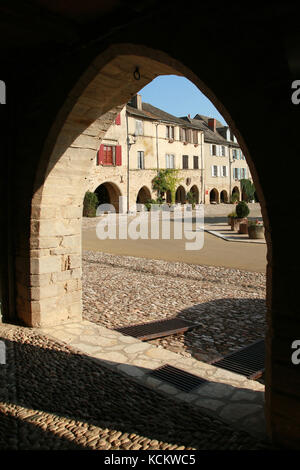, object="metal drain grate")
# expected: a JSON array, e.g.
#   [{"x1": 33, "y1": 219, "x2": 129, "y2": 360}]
[
  {"x1": 114, "y1": 318, "x2": 199, "y2": 341},
  {"x1": 211, "y1": 339, "x2": 265, "y2": 380},
  {"x1": 148, "y1": 364, "x2": 208, "y2": 392}
]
